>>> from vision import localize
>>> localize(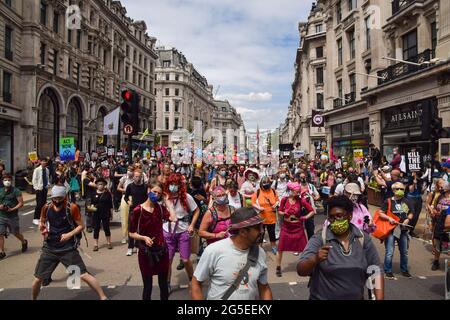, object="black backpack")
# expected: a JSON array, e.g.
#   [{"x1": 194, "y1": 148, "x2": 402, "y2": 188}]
[{"x1": 208, "y1": 205, "x2": 234, "y2": 233}]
